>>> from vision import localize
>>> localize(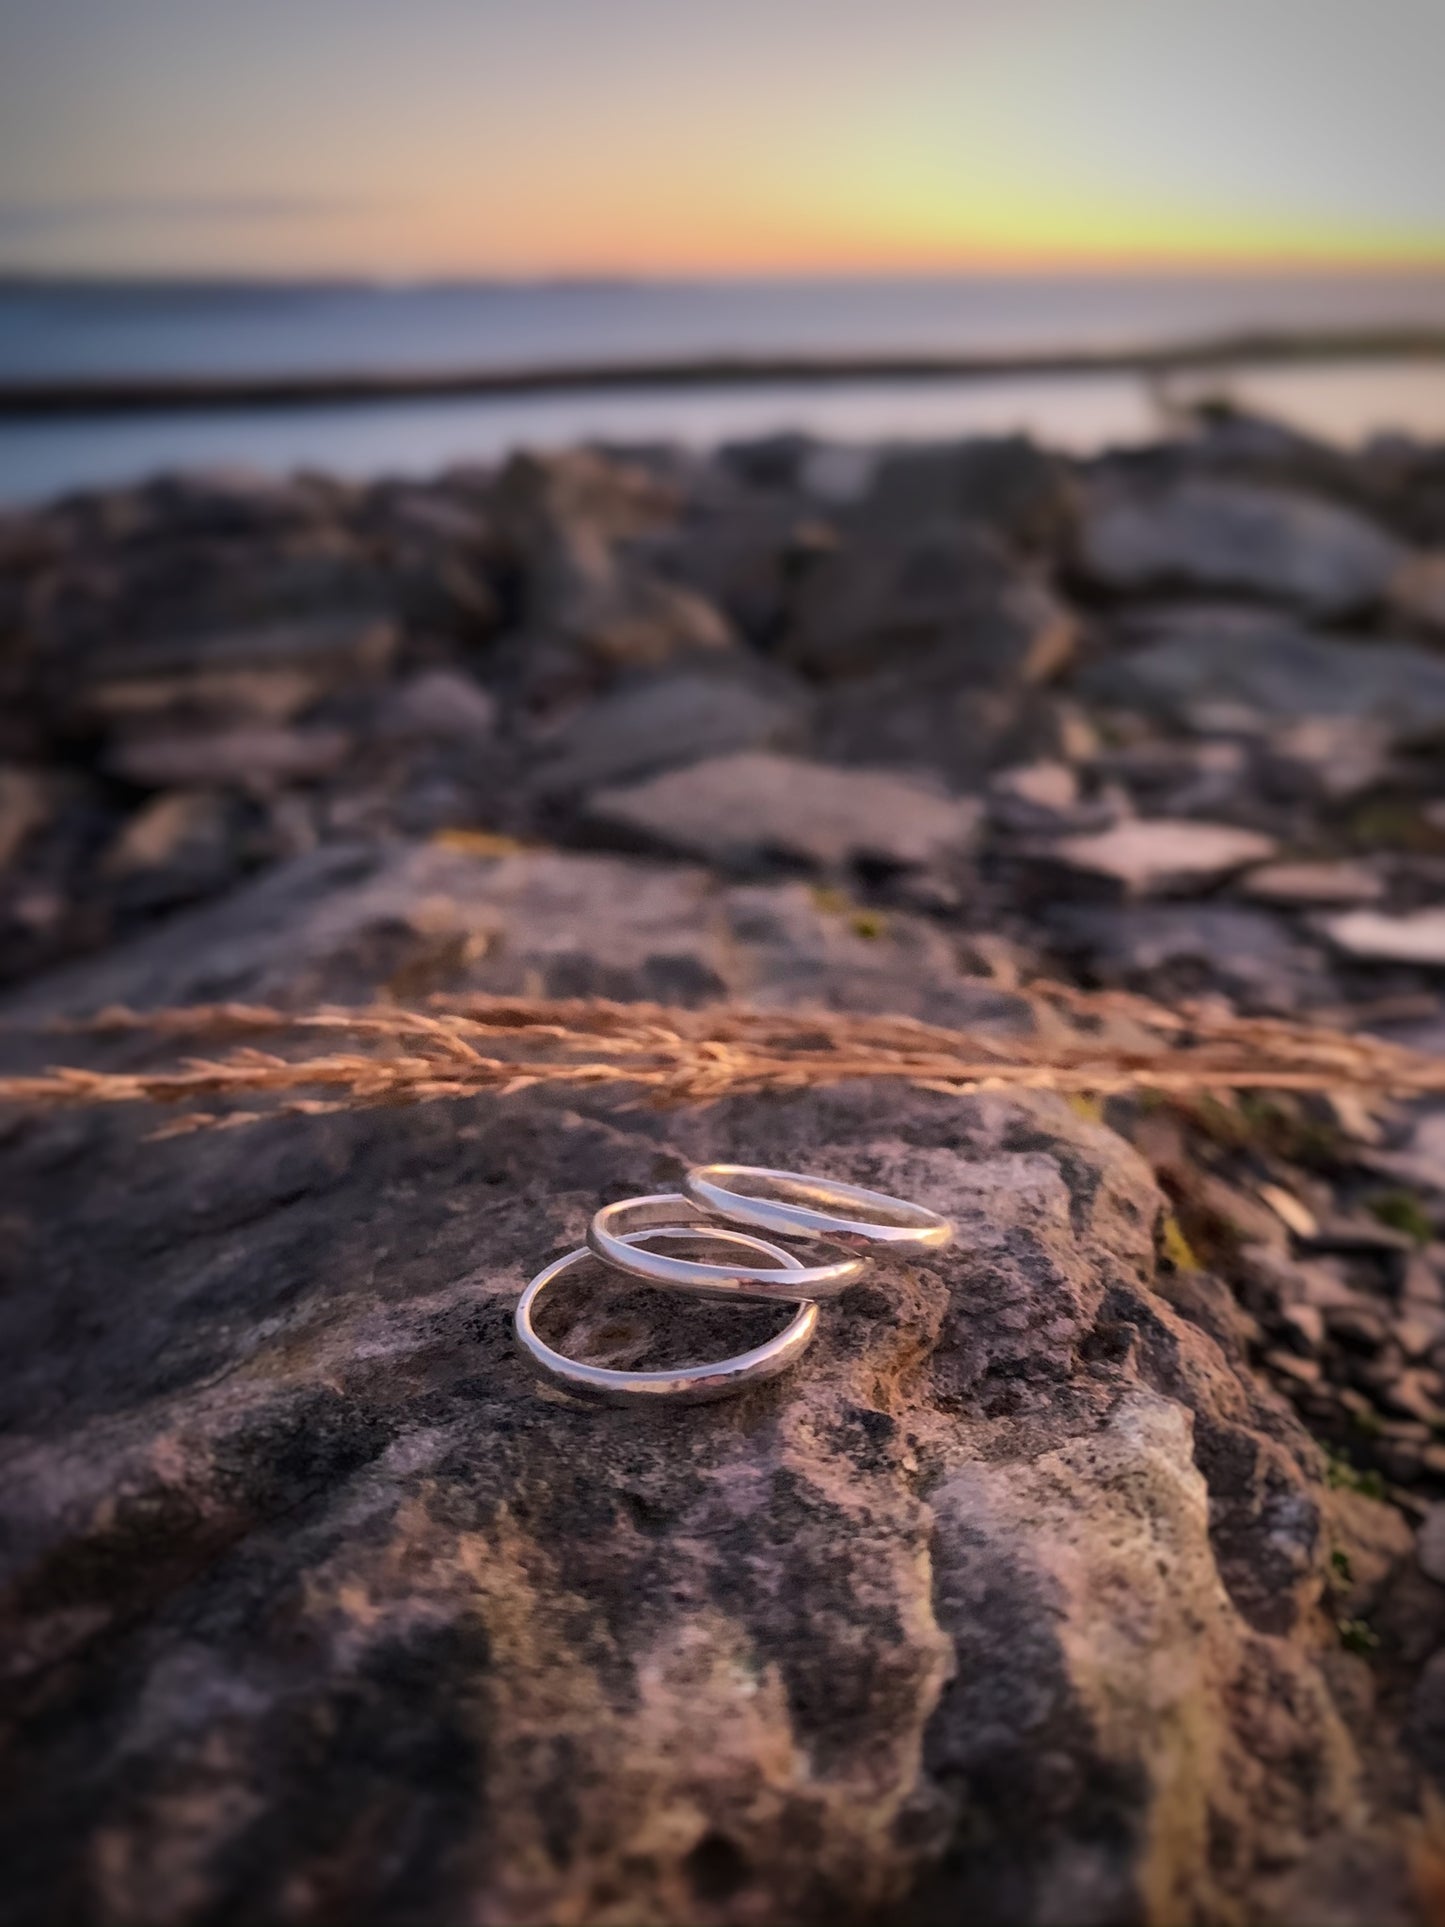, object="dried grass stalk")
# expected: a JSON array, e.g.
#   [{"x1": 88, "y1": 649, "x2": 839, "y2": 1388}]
[{"x1": 2, "y1": 982, "x2": 1443, "y2": 1135}]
